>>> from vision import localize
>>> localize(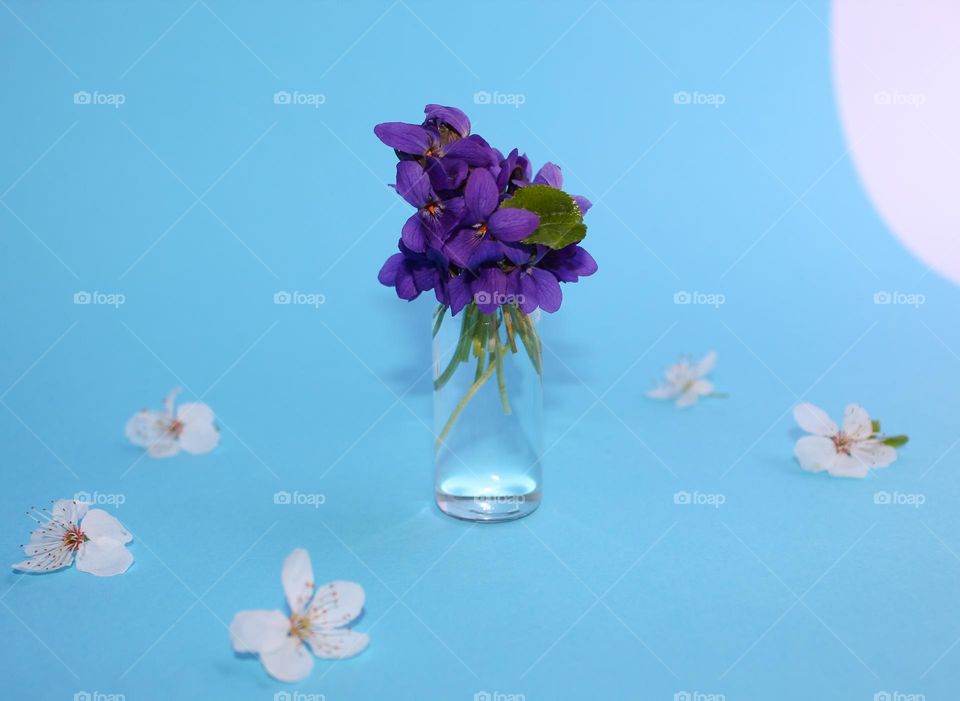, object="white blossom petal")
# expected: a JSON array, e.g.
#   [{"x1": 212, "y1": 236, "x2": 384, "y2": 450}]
[
  {"x1": 694, "y1": 350, "x2": 717, "y2": 377},
  {"x1": 163, "y1": 387, "x2": 180, "y2": 417},
  {"x1": 842, "y1": 404, "x2": 873, "y2": 441},
  {"x1": 230, "y1": 610, "x2": 290, "y2": 654},
  {"x1": 75, "y1": 538, "x2": 133, "y2": 576},
  {"x1": 52, "y1": 499, "x2": 88, "y2": 524},
  {"x1": 825, "y1": 453, "x2": 870, "y2": 479},
  {"x1": 177, "y1": 401, "x2": 215, "y2": 426},
  {"x1": 282, "y1": 548, "x2": 315, "y2": 615},
  {"x1": 307, "y1": 629, "x2": 369, "y2": 660},
  {"x1": 665, "y1": 361, "x2": 694, "y2": 386},
  {"x1": 125, "y1": 410, "x2": 169, "y2": 448},
  {"x1": 692, "y1": 379, "x2": 714, "y2": 396},
  {"x1": 793, "y1": 403, "x2": 838, "y2": 436},
  {"x1": 308, "y1": 581, "x2": 365, "y2": 630},
  {"x1": 260, "y1": 637, "x2": 314, "y2": 682},
  {"x1": 646, "y1": 384, "x2": 679, "y2": 400},
  {"x1": 852, "y1": 440, "x2": 897, "y2": 469},
  {"x1": 794, "y1": 435, "x2": 836, "y2": 472},
  {"x1": 178, "y1": 422, "x2": 220, "y2": 455},
  {"x1": 12, "y1": 552, "x2": 74, "y2": 573},
  {"x1": 81, "y1": 509, "x2": 132, "y2": 544},
  {"x1": 675, "y1": 387, "x2": 703, "y2": 408},
  {"x1": 147, "y1": 435, "x2": 180, "y2": 458}
]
